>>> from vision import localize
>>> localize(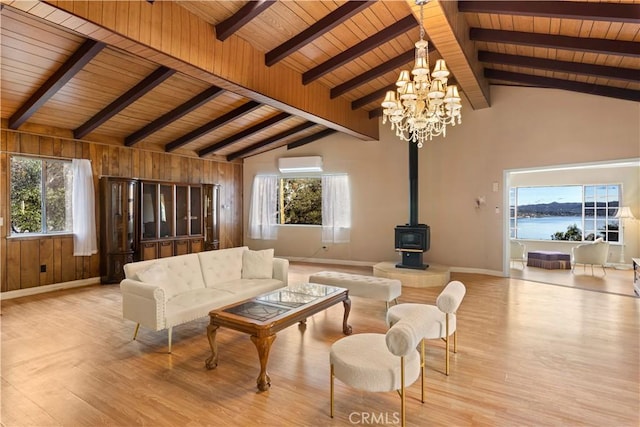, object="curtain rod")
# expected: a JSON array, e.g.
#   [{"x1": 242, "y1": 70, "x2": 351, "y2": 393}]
[{"x1": 7, "y1": 152, "x2": 90, "y2": 162}]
